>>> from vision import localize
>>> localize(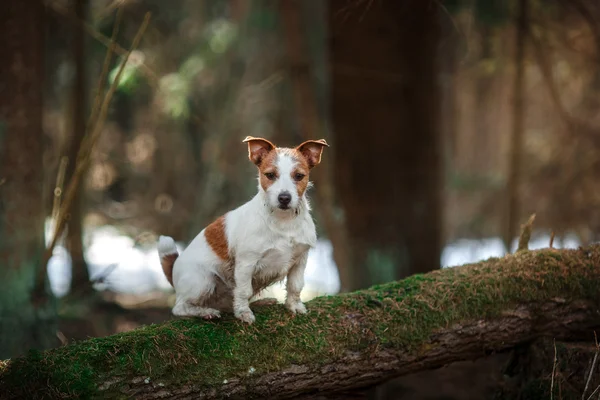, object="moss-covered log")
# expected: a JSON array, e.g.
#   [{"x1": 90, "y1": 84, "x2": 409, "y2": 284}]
[{"x1": 1, "y1": 246, "x2": 600, "y2": 399}]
